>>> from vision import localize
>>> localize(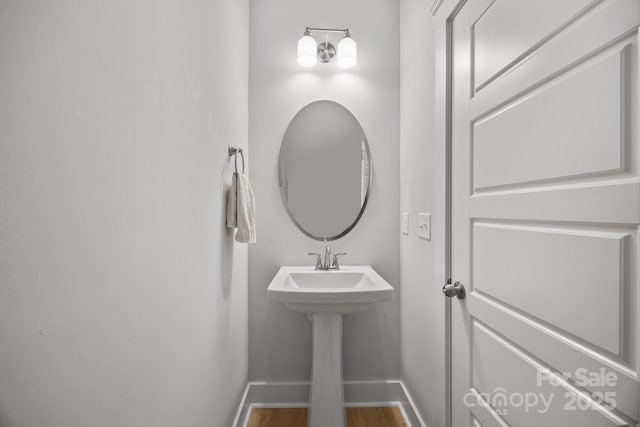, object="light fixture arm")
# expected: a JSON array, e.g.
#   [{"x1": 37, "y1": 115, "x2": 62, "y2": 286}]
[{"x1": 305, "y1": 27, "x2": 350, "y2": 36}]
